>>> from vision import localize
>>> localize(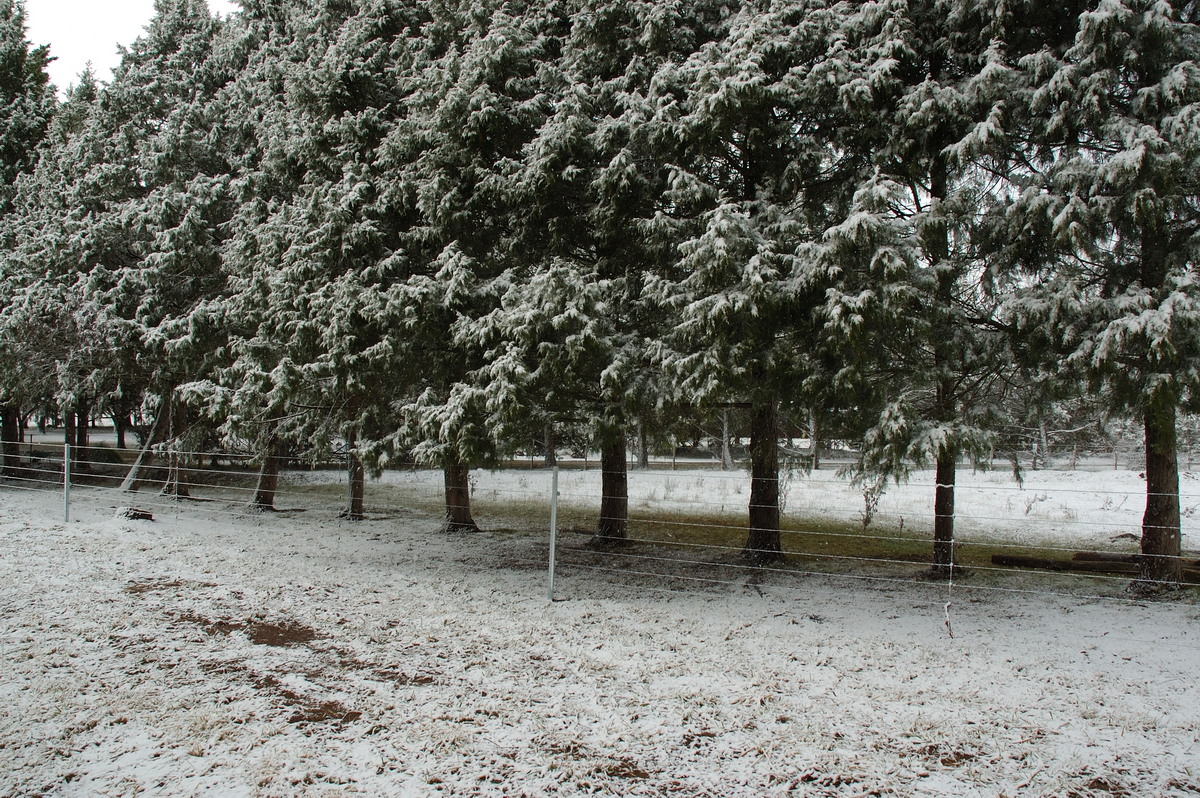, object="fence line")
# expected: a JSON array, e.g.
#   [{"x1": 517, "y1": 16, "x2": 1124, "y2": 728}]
[{"x1": 3, "y1": 442, "x2": 1198, "y2": 617}]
